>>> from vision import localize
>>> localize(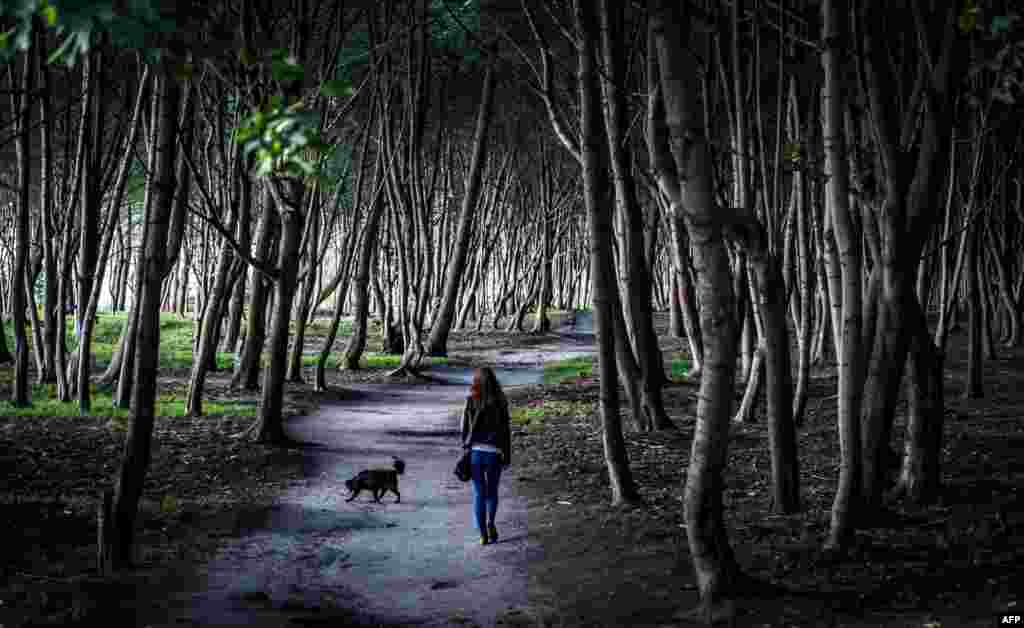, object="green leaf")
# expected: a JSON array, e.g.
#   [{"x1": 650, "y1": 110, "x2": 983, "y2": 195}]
[
  {"x1": 39, "y1": 2, "x2": 58, "y2": 27},
  {"x1": 992, "y1": 15, "x2": 1011, "y2": 33},
  {"x1": 160, "y1": 495, "x2": 179, "y2": 514},
  {"x1": 321, "y1": 79, "x2": 354, "y2": 98},
  {"x1": 270, "y1": 58, "x2": 304, "y2": 83},
  {"x1": 960, "y1": 13, "x2": 977, "y2": 32},
  {"x1": 238, "y1": 46, "x2": 255, "y2": 66}
]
